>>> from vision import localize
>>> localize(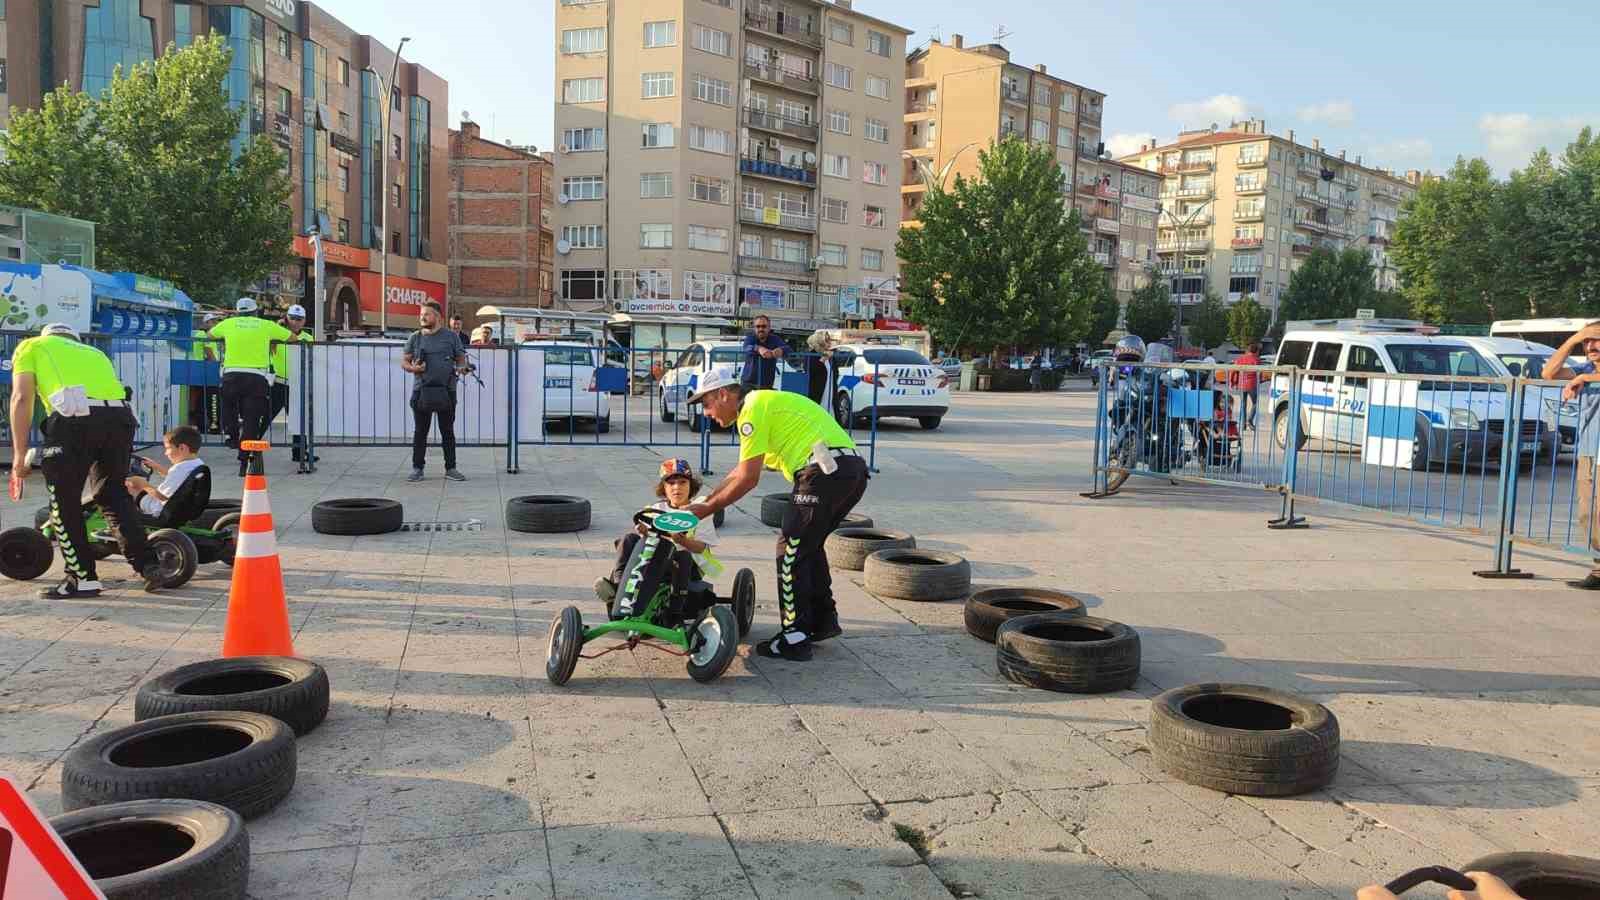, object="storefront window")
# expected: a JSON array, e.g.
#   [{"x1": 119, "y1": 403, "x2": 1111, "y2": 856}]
[
  {"x1": 82, "y1": 0, "x2": 156, "y2": 97},
  {"x1": 408, "y1": 95, "x2": 431, "y2": 258}
]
